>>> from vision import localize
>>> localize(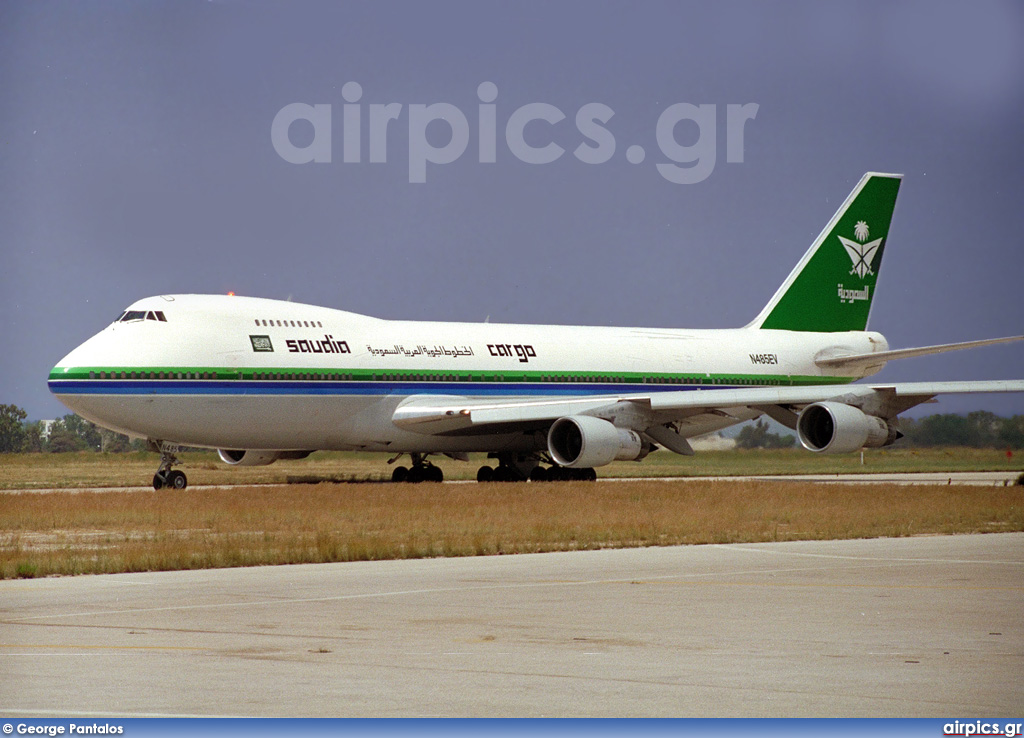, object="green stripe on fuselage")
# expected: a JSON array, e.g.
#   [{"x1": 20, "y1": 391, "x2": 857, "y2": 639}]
[{"x1": 49, "y1": 367, "x2": 855, "y2": 387}]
